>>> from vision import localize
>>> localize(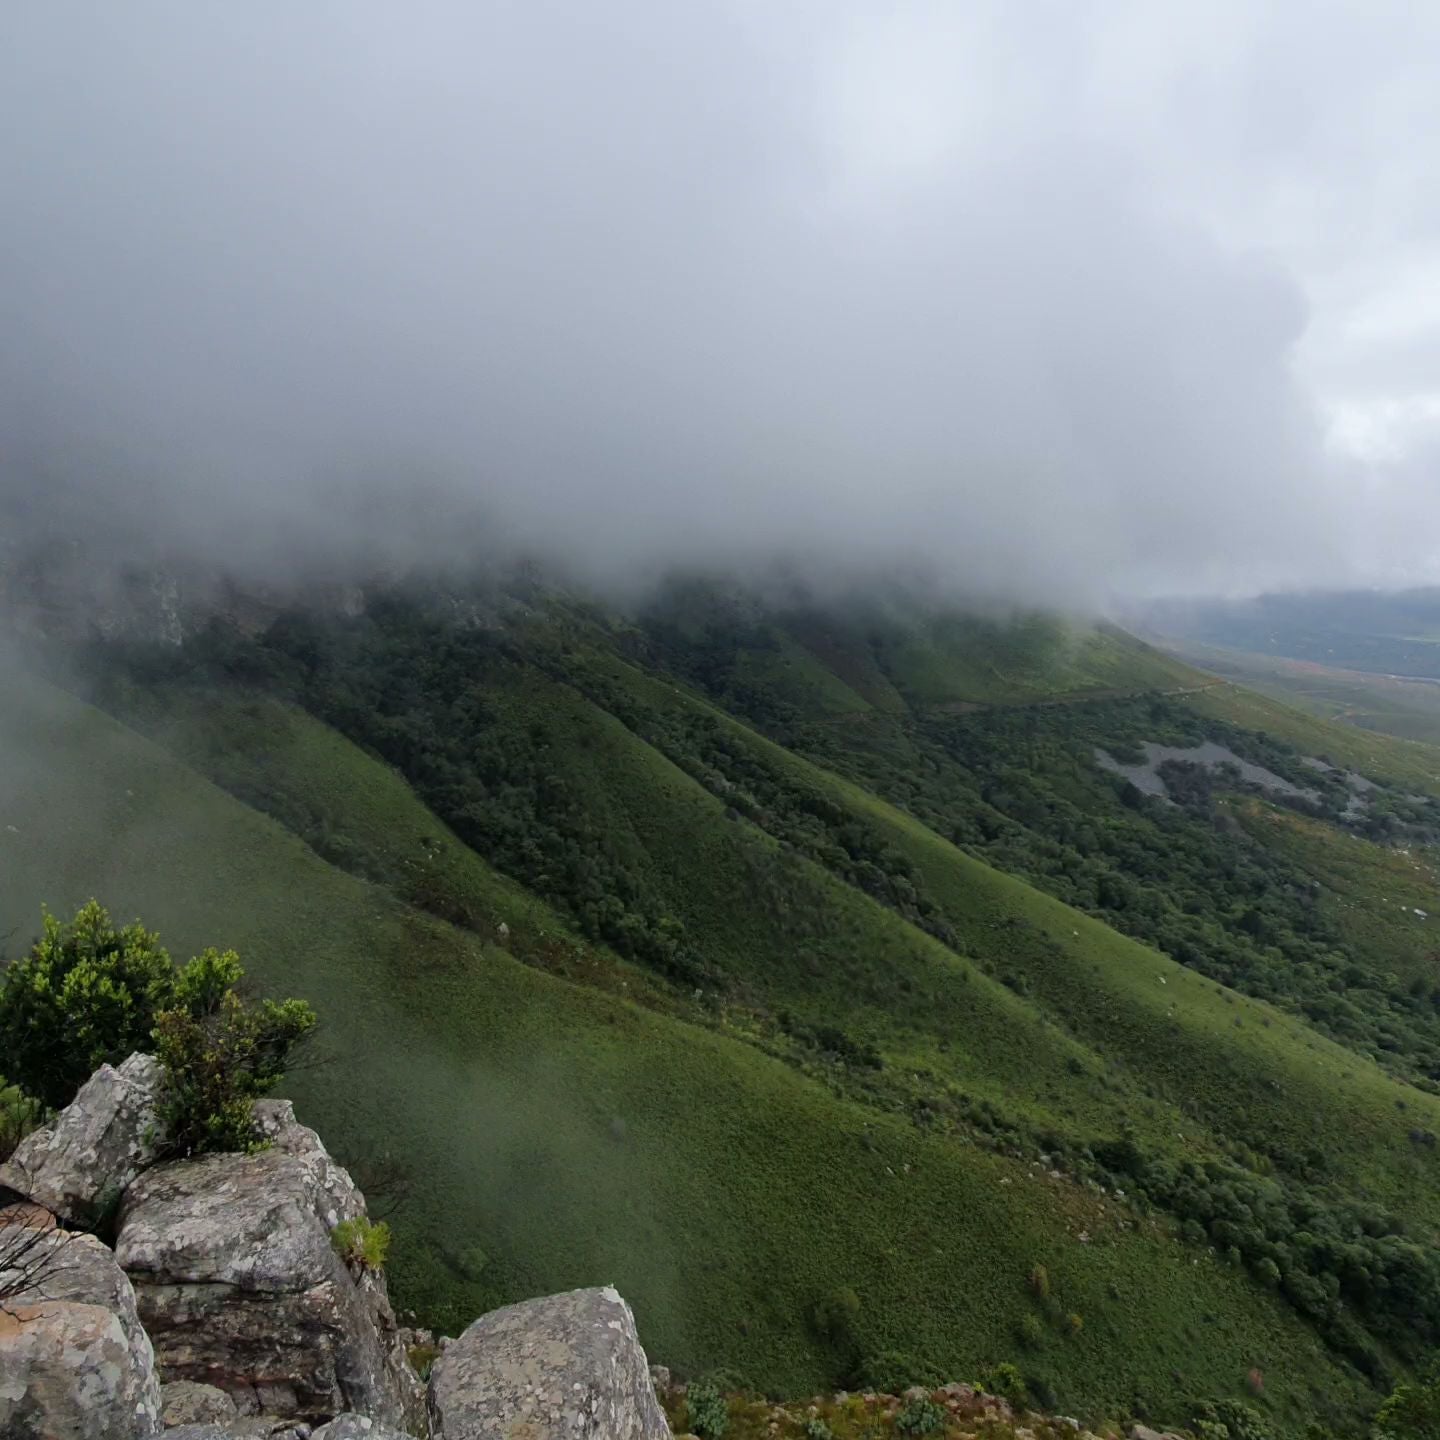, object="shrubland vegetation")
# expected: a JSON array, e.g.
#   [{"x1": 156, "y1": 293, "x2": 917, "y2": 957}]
[
  {"x1": 18, "y1": 579, "x2": 1440, "y2": 1432},
  {"x1": 0, "y1": 899, "x2": 315, "y2": 1154}
]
